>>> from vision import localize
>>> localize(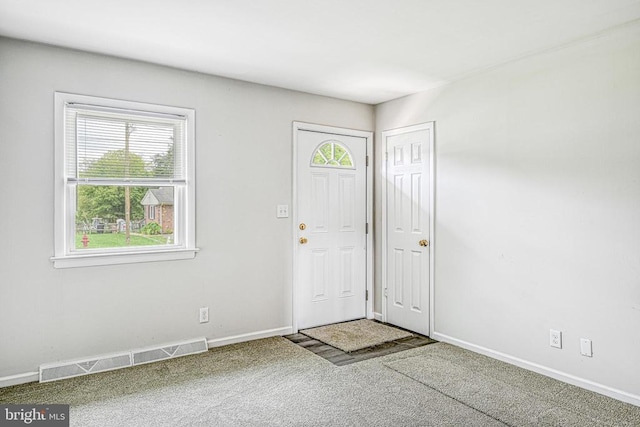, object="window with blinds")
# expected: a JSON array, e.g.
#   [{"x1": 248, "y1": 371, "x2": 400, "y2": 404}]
[{"x1": 52, "y1": 93, "x2": 197, "y2": 268}]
